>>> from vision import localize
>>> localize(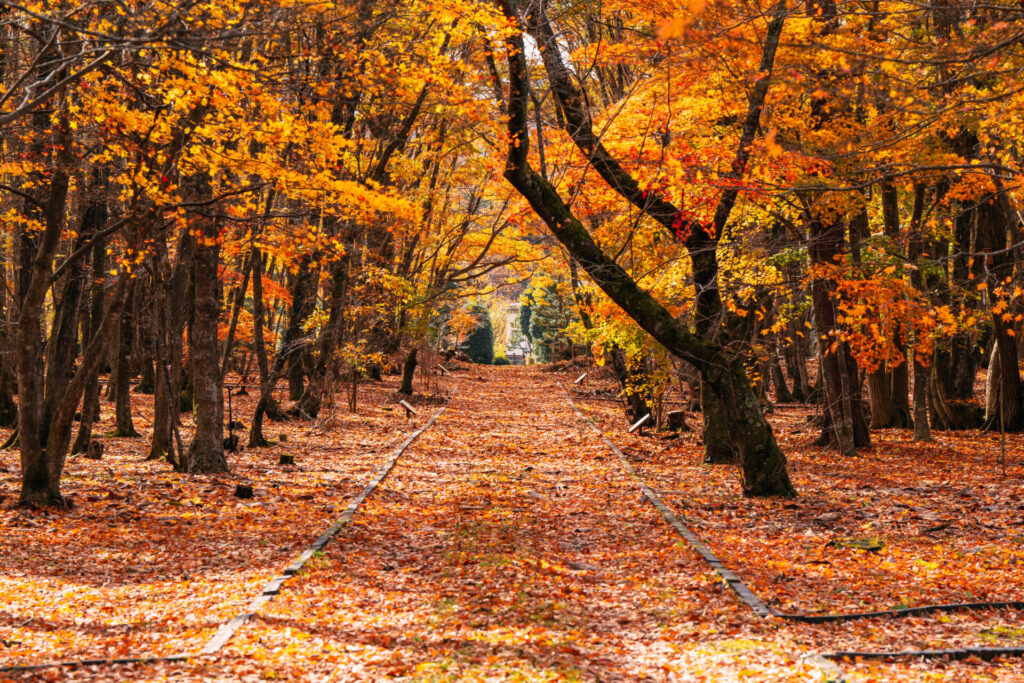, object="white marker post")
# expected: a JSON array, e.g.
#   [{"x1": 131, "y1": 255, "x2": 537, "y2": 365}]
[
  {"x1": 573, "y1": 372, "x2": 588, "y2": 385},
  {"x1": 399, "y1": 400, "x2": 418, "y2": 419},
  {"x1": 628, "y1": 413, "x2": 651, "y2": 434}
]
